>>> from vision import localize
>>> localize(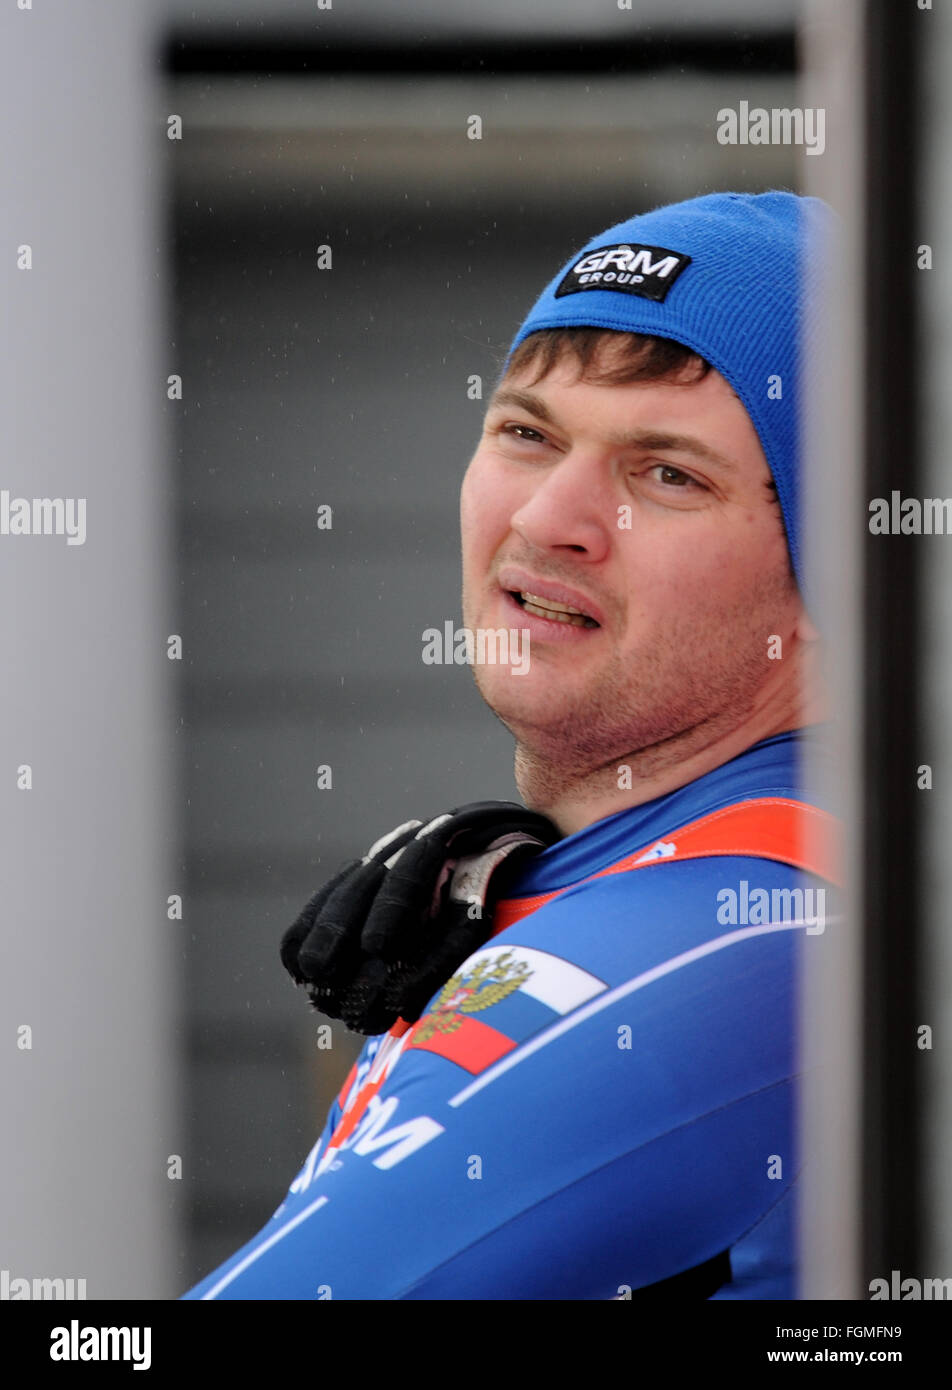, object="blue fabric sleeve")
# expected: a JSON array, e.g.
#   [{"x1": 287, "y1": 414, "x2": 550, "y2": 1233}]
[{"x1": 182, "y1": 854, "x2": 825, "y2": 1300}]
